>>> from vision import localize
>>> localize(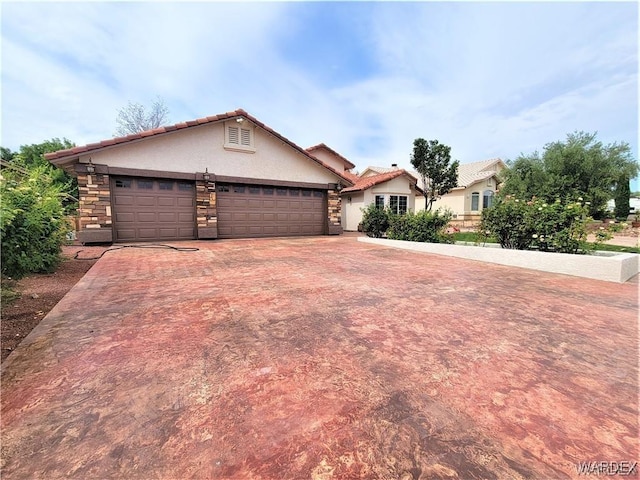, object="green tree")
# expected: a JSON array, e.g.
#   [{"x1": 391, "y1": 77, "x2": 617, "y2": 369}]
[
  {"x1": 500, "y1": 132, "x2": 638, "y2": 218},
  {"x1": 1, "y1": 166, "x2": 70, "y2": 278},
  {"x1": 614, "y1": 176, "x2": 631, "y2": 219},
  {"x1": 115, "y1": 97, "x2": 170, "y2": 136},
  {"x1": 3, "y1": 138, "x2": 78, "y2": 214},
  {"x1": 410, "y1": 138, "x2": 459, "y2": 211}
]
